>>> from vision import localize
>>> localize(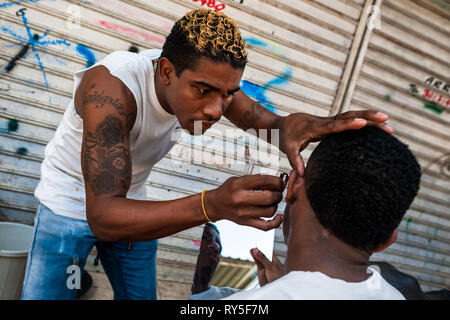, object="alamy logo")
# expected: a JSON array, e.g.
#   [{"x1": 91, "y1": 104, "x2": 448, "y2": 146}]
[
  {"x1": 66, "y1": 264, "x2": 81, "y2": 290},
  {"x1": 169, "y1": 121, "x2": 281, "y2": 170}
]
